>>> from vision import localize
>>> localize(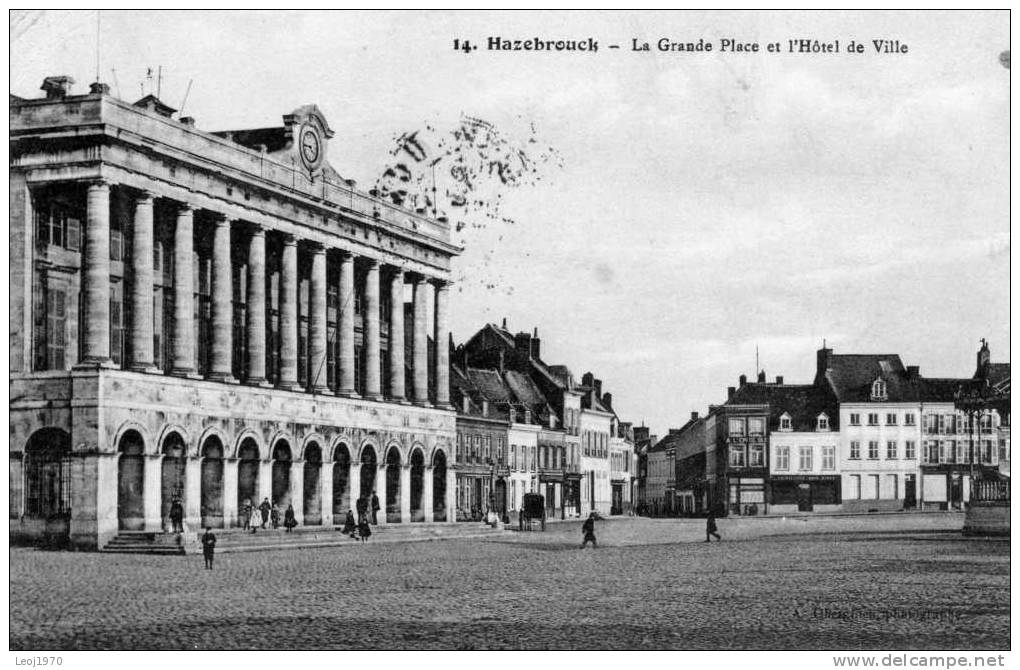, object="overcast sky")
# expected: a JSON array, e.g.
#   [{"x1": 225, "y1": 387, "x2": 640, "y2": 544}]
[{"x1": 11, "y1": 10, "x2": 1010, "y2": 438}]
